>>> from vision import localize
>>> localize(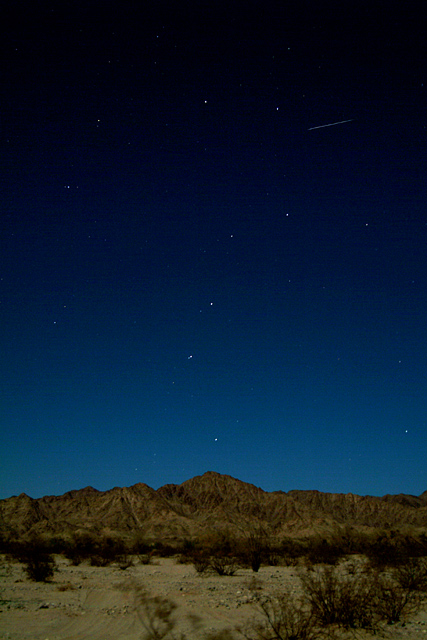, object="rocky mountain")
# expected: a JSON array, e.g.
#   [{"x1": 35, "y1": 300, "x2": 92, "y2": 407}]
[{"x1": 1, "y1": 472, "x2": 426, "y2": 540}]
